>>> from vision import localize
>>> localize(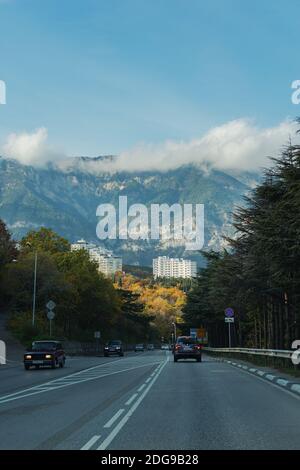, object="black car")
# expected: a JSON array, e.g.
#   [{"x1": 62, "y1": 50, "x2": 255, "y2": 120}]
[
  {"x1": 24, "y1": 340, "x2": 66, "y2": 370},
  {"x1": 104, "y1": 340, "x2": 124, "y2": 357},
  {"x1": 173, "y1": 336, "x2": 202, "y2": 362}
]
